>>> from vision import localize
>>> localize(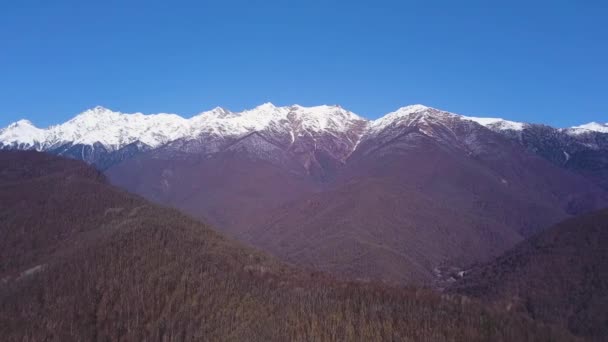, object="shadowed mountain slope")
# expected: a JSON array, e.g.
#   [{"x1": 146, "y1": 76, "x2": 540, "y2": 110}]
[
  {"x1": 0, "y1": 151, "x2": 575, "y2": 341},
  {"x1": 246, "y1": 108, "x2": 607, "y2": 285},
  {"x1": 450, "y1": 209, "x2": 608, "y2": 341}
]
